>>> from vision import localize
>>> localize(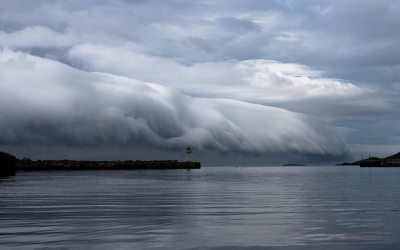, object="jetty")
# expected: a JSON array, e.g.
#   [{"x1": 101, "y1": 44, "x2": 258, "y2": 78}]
[
  {"x1": 16, "y1": 159, "x2": 201, "y2": 171},
  {"x1": 2, "y1": 146, "x2": 200, "y2": 172},
  {"x1": 0, "y1": 151, "x2": 17, "y2": 176}
]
